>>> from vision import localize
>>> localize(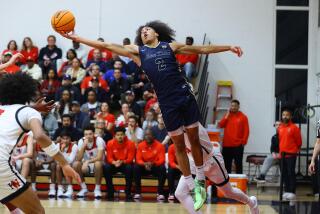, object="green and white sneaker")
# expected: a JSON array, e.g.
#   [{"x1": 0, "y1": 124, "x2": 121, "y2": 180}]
[{"x1": 192, "y1": 179, "x2": 206, "y2": 211}]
